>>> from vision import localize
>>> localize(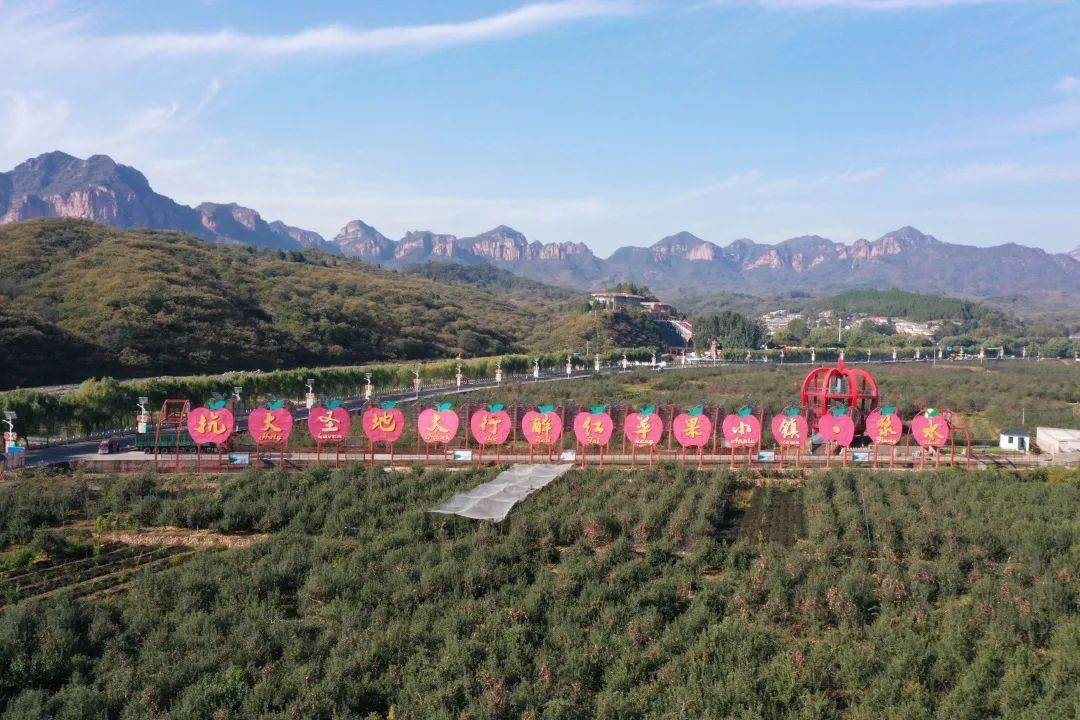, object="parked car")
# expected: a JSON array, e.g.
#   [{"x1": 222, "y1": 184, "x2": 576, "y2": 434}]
[{"x1": 98, "y1": 437, "x2": 124, "y2": 454}]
